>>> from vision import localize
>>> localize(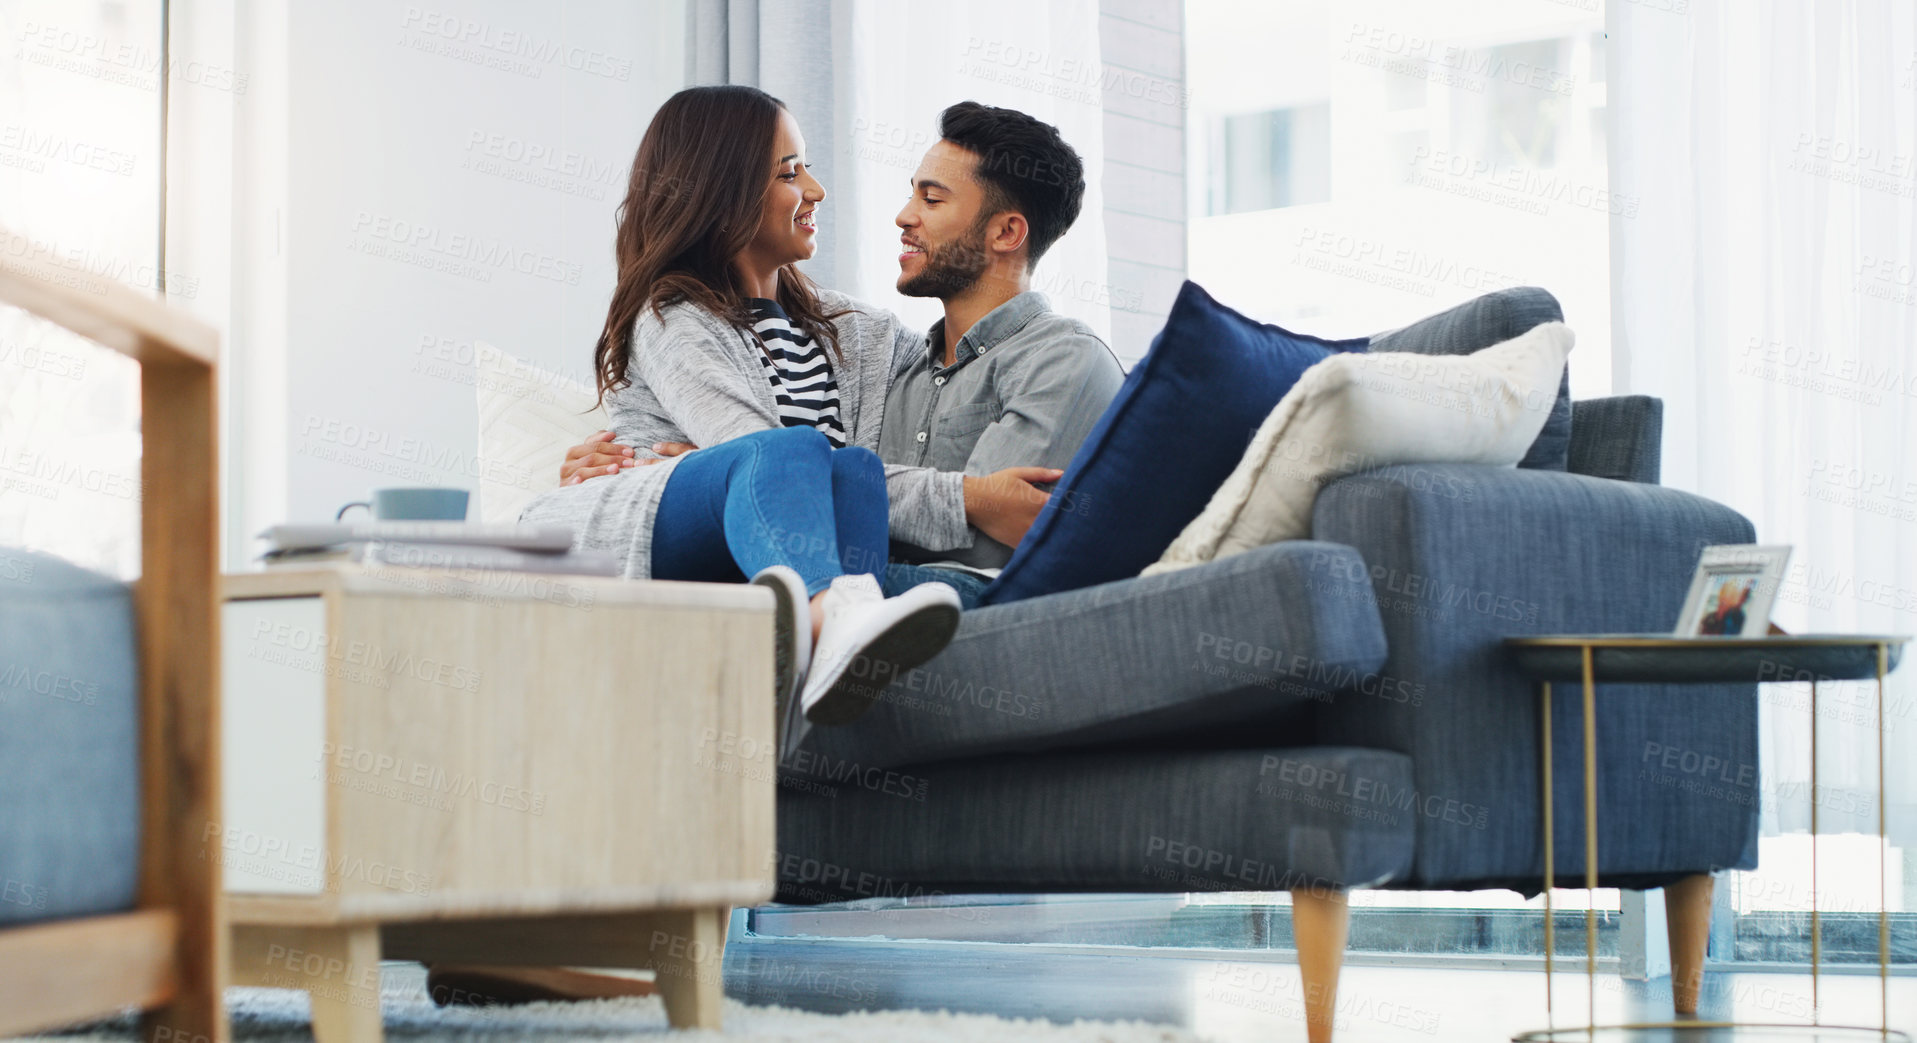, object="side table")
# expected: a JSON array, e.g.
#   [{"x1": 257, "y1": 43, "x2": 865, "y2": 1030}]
[
  {"x1": 1503, "y1": 634, "x2": 1909, "y2": 1041},
  {"x1": 217, "y1": 565, "x2": 775, "y2": 1040}
]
